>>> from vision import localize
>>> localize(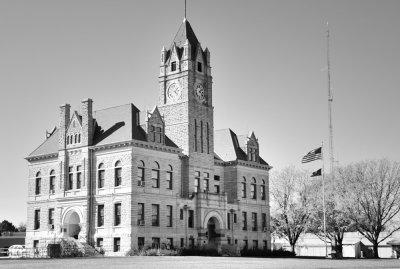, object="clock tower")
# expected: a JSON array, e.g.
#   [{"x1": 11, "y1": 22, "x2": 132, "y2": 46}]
[
  {"x1": 158, "y1": 18, "x2": 213, "y2": 157},
  {"x1": 158, "y1": 18, "x2": 214, "y2": 196}
]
